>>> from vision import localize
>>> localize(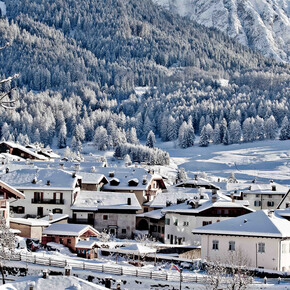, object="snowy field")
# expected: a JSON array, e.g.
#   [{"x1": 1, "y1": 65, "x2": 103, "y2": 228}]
[{"x1": 157, "y1": 139, "x2": 290, "y2": 185}]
